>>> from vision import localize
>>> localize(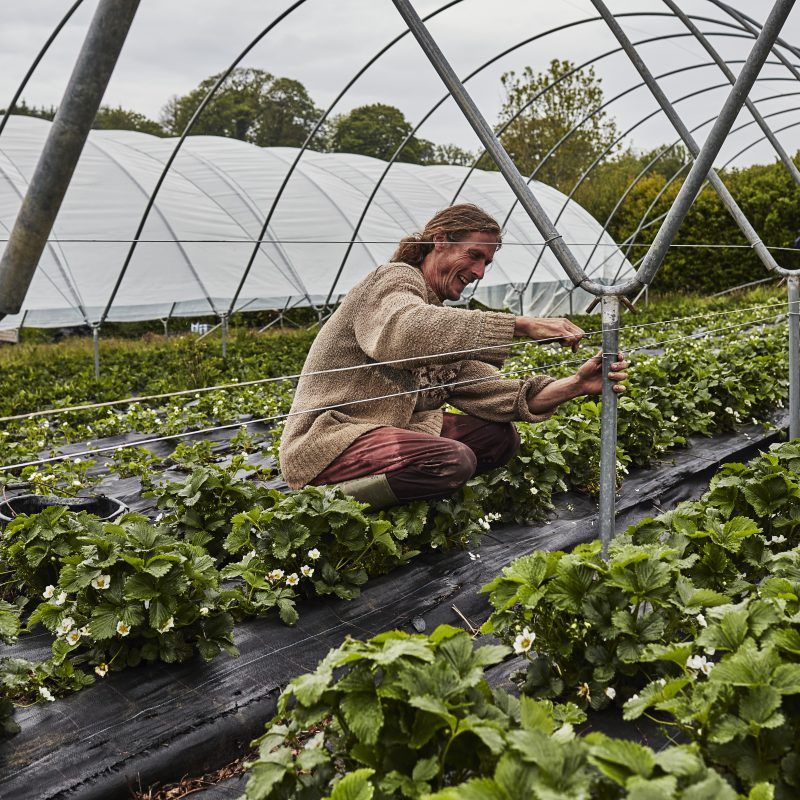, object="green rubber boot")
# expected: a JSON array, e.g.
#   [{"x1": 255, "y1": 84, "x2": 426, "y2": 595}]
[{"x1": 329, "y1": 473, "x2": 398, "y2": 510}]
